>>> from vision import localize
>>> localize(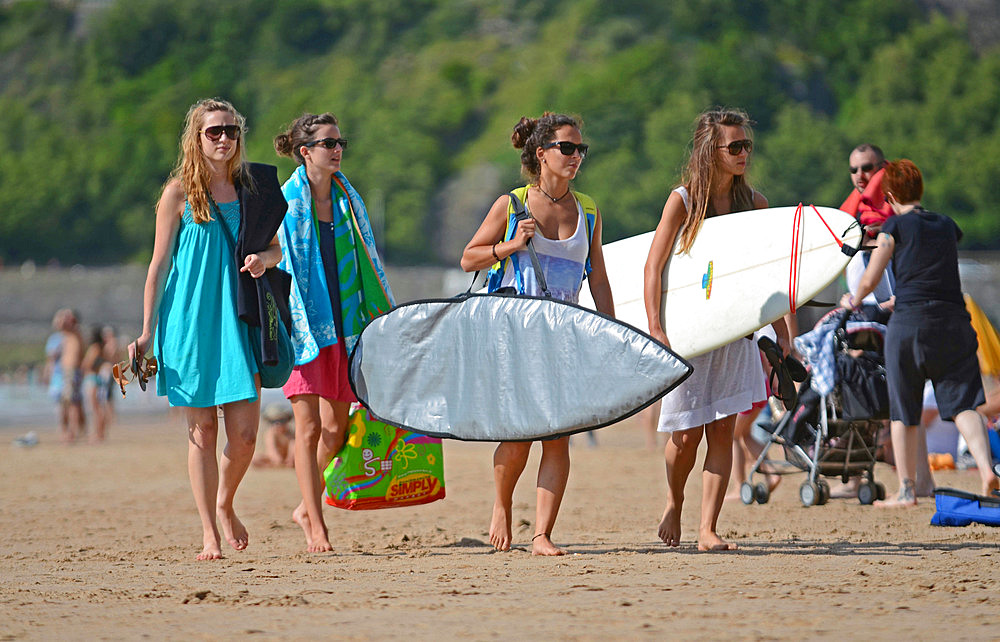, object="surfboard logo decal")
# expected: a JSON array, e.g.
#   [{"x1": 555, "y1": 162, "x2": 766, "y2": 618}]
[{"x1": 701, "y1": 261, "x2": 714, "y2": 299}]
